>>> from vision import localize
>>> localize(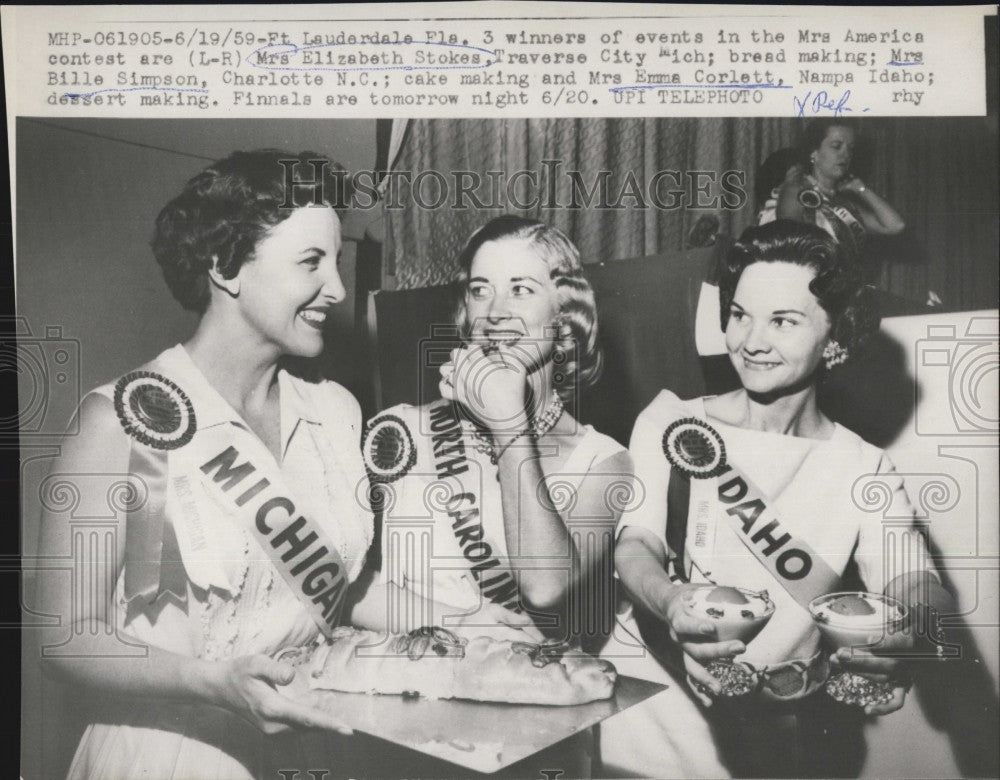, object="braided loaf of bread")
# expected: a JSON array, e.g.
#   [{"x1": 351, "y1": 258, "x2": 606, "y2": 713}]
[{"x1": 306, "y1": 626, "x2": 617, "y2": 706}]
